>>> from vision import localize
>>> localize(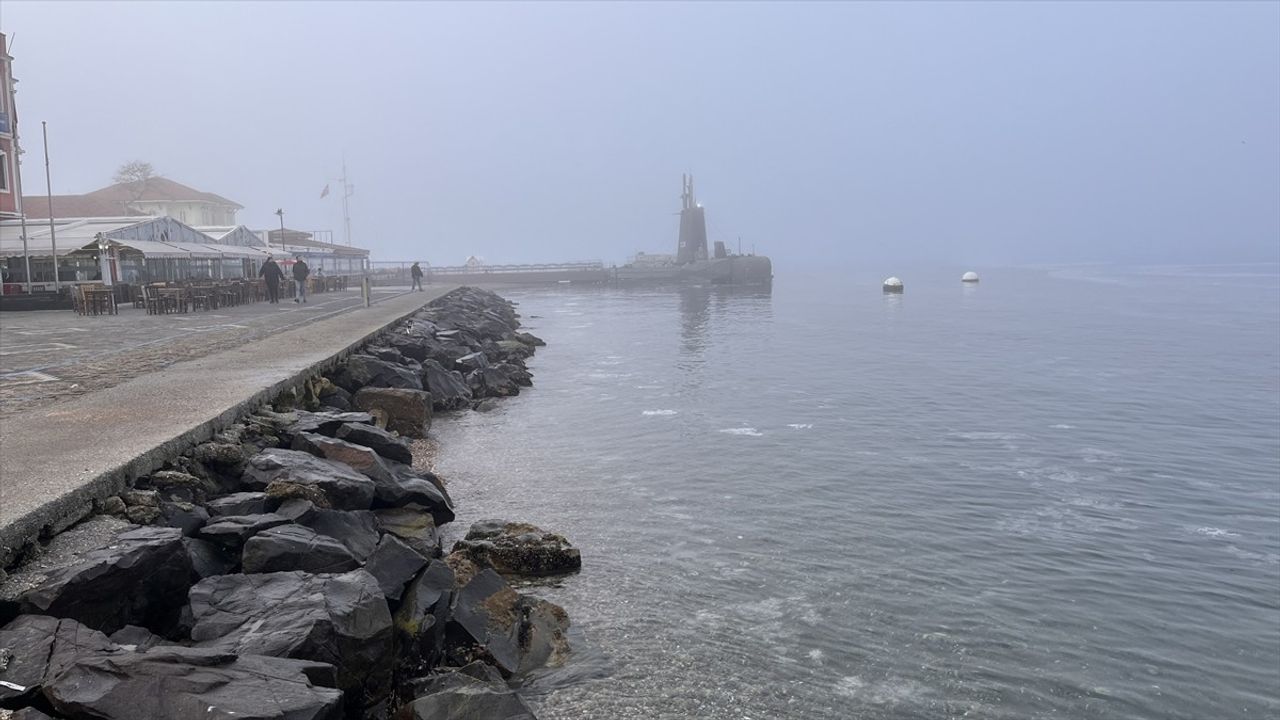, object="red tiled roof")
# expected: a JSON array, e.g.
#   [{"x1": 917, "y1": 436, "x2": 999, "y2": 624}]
[
  {"x1": 20, "y1": 195, "x2": 147, "y2": 220},
  {"x1": 85, "y1": 177, "x2": 242, "y2": 208},
  {"x1": 21, "y1": 177, "x2": 241, "y2": 219}
]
